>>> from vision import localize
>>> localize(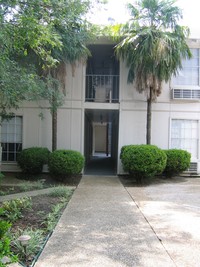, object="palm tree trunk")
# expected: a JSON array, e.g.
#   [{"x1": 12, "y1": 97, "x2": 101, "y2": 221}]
[{"x1": 146, "y1": 87, "x2": 153, "y2": 144}]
